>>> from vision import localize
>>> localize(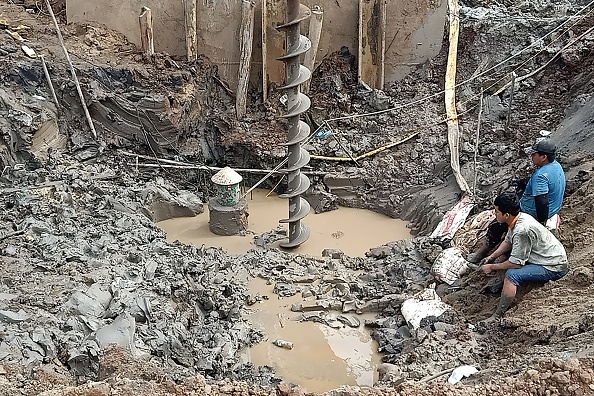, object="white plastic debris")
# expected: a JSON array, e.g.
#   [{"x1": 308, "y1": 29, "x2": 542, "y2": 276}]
[
  {"x1": 272, "y1": 339, "x2": 293, "y2": 349},
  {"x1": 430, "y1": 196, "x2": 474, "y2": 240},
  {"x1": 431, "y1": 247, "x2": 471, "y2": 285},
  {"x1": 21, "y1": 45, "x2": 37, "y2": 58},
  {"x1": 448, "y1": 365, "x2": 479, "y2": 384},
  {"x1": 400, "y1": 284, "x2": 451, "y2": 329},
  {"x1": 539, "y1": 129, "x2": 552, "y2": 137}
]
